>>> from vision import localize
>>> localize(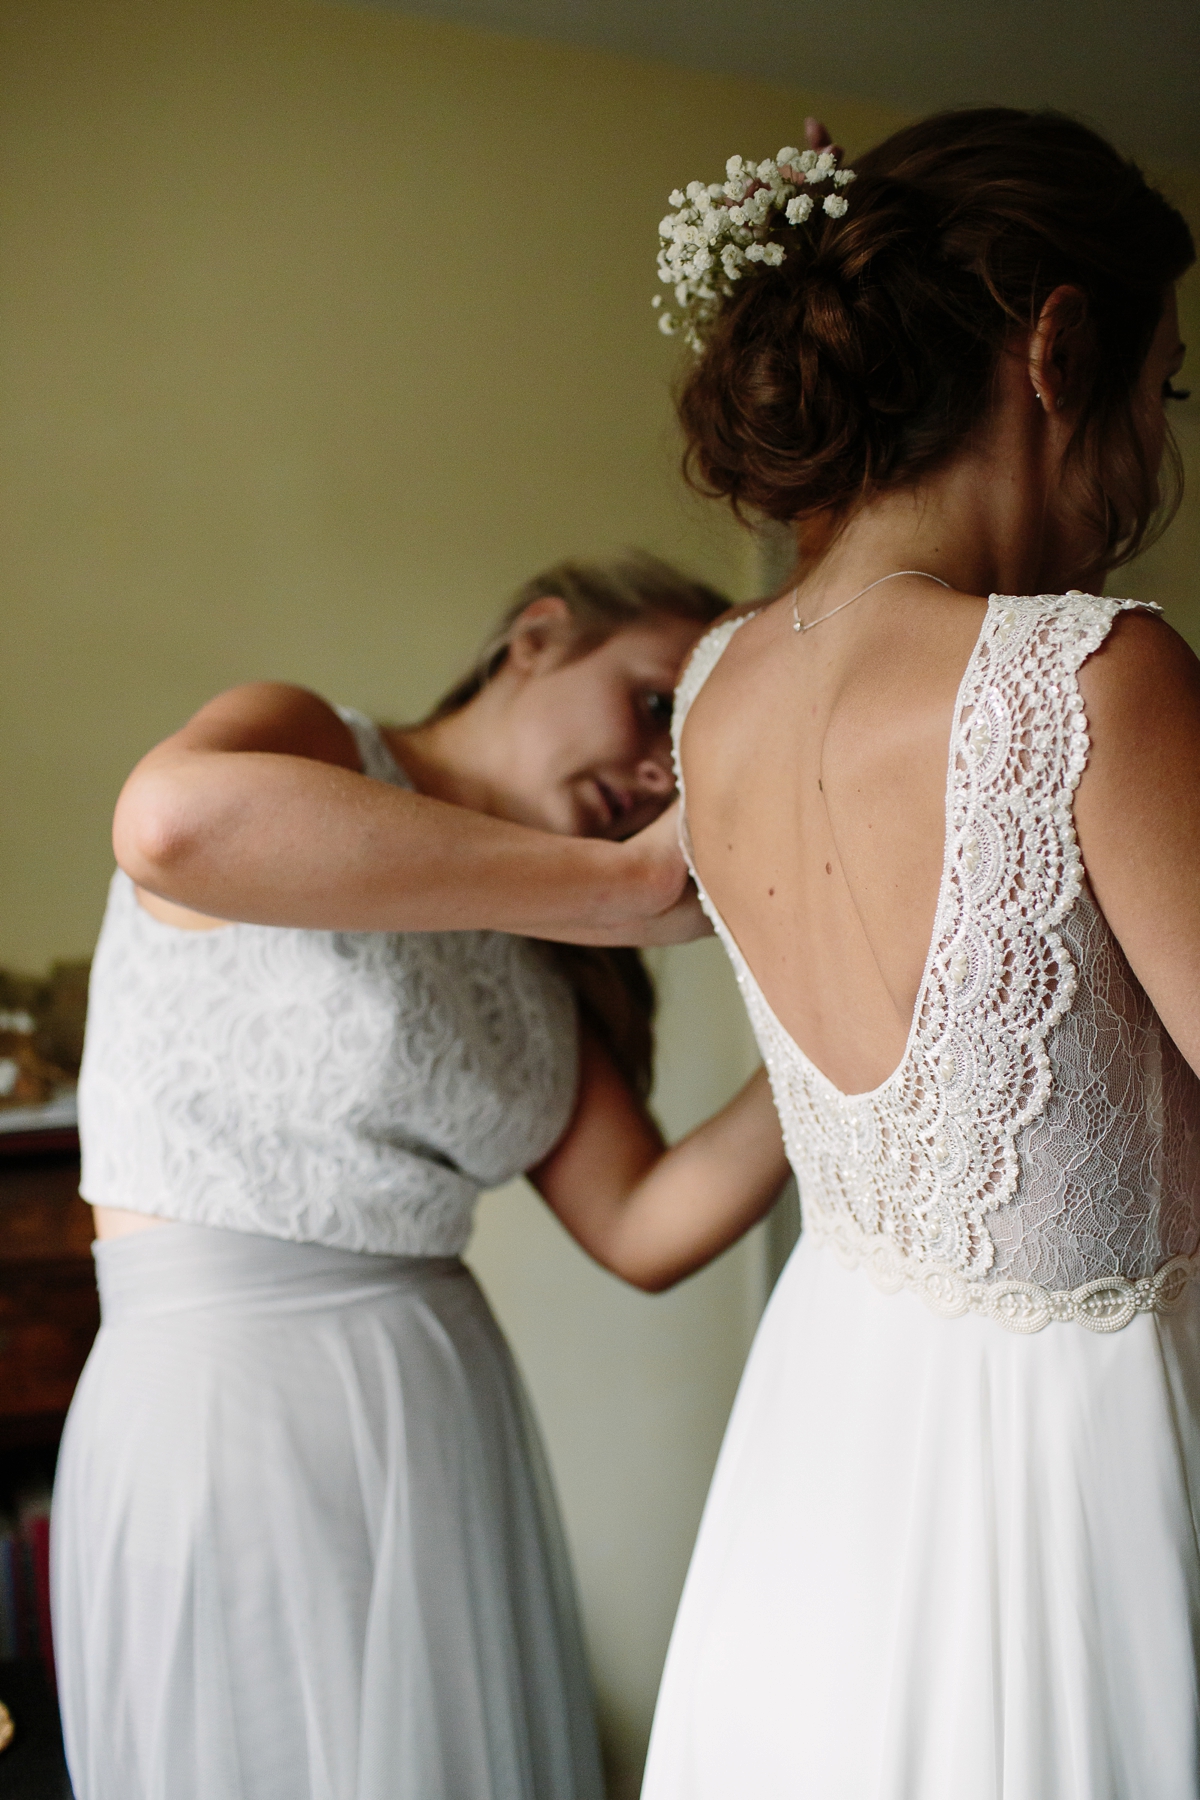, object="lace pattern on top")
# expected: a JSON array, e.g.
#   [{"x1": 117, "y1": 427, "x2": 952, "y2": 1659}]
[{"x1": 674, "y1": 594, "x2": 1200, "y2": 1332}]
